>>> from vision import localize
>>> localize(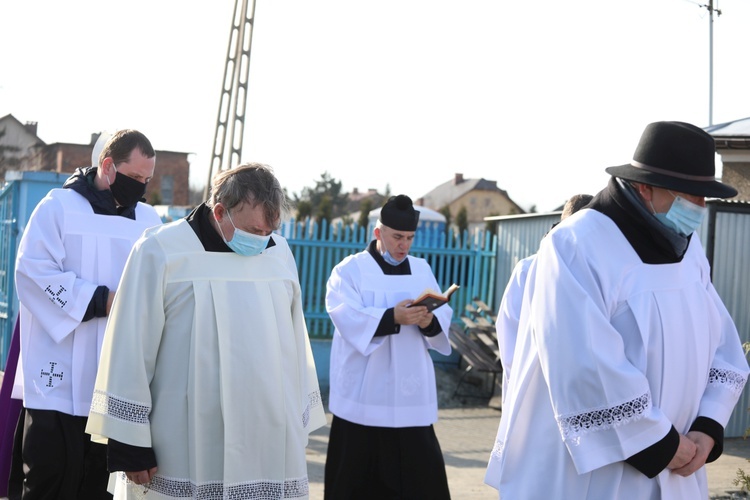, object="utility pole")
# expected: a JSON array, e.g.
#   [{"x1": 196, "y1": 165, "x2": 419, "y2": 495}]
[
  {"x1": 204, "y1": 0, "x2": 258, "y2": 199},
  {"x1": 701, "y1": 0, "x2": 721, "y2": 126}
]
